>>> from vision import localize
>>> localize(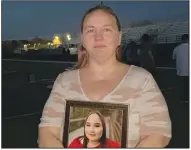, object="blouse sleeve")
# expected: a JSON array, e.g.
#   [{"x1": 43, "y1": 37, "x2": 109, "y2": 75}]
[
  {"x1": 39, "y1": 73, "x2": 66, "y2": 128},
  {"x1": 137, "y1": 73, "x2": 172, "y2": 139}
]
